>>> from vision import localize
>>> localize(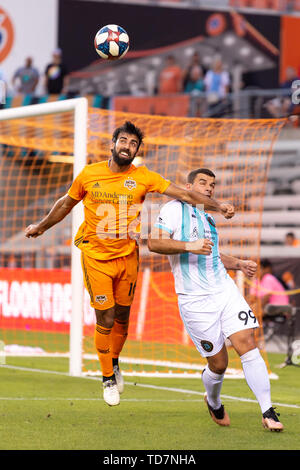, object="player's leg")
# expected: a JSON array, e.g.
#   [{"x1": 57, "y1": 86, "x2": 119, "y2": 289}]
[
  {"x1": 222, "y1": 283, "x2": 283, "y2": 431},
  {"x1": 110, "y1": 304, "x2": 131, "y2": 394},
  {"x1": 81, "y1": 253, "x2": 120, "y2": 405},
  {"x1": 177, "y1": 293, "x2": 230, "y2": 426},
  {"x1": 229, "y1": 328, "x2": 272, "y2": 414},
  {"x1": 111, "y1": 304, "x2": 130, "y2": 365},
  {"x1": 94, "y1": 306, "x2": 116, "y2": 379},
  {"x1": 110, "y1": 249, "x2": 139, "y2": 392},
  {"x1": 202, "y1": 344, "x2": 230, "y2": 426},
  {"x1": 229, "y1": 328, "x2": 283, "y2": 431},
  {"x1": 82, "y1": 252, "x2": 116, "y2": 379}
]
